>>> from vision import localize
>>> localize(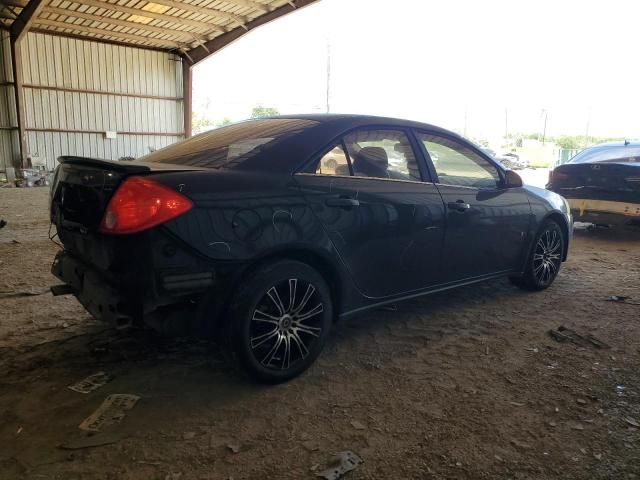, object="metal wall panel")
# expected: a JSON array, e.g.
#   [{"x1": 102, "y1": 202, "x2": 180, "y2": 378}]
[
  {"x1": 19, "y1": 32, "x2": 184, "y2": 170},
  {"x1": 0, "y1": 31, "x2": 19, "y2": 172}
]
